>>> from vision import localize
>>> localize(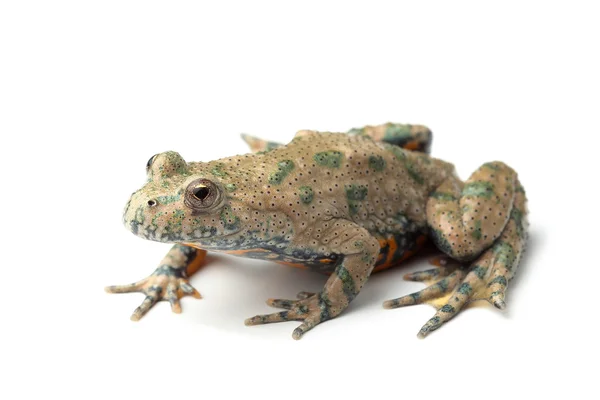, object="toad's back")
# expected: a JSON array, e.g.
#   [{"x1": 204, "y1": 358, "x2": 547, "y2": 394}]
[{"x1": 195, "y1": 131, "x2": 455, "y2": 271}]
